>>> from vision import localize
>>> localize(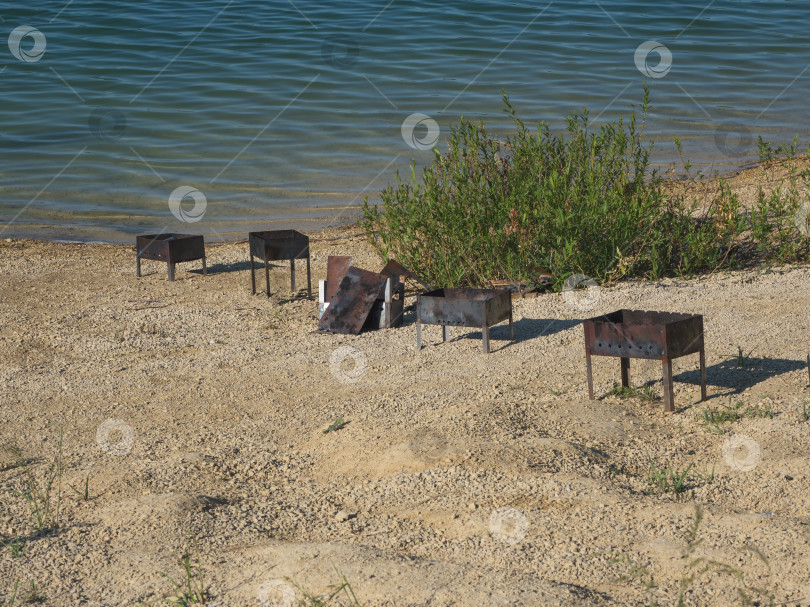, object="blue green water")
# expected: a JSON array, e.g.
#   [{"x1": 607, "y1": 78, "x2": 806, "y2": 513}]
[{"x1": 1, "y1": 1, "x2": 809, "y2": 242}]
